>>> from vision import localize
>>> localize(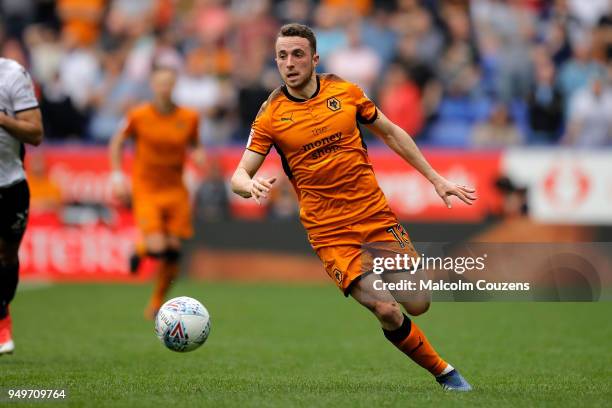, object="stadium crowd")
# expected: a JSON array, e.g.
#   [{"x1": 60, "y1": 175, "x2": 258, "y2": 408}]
[{"x1": 0, "y1": 0, "x2": 610, "y2": 147}]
